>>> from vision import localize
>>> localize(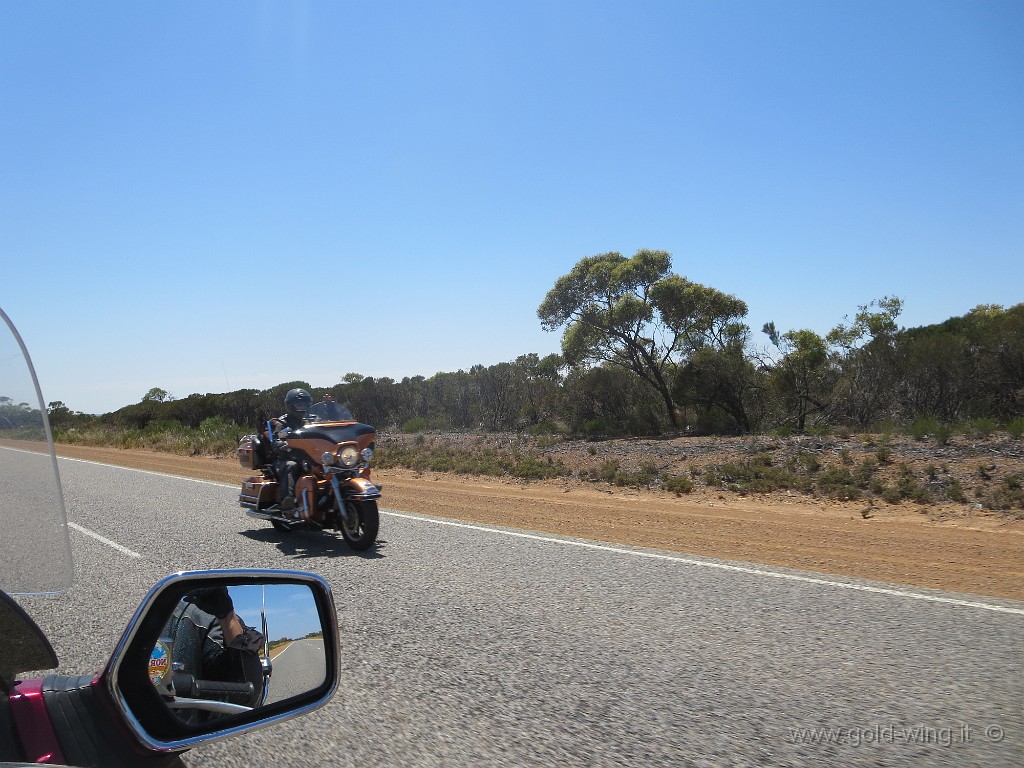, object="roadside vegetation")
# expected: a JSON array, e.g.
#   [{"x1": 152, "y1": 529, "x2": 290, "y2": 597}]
[
  {"x1": 2, "y1": 409, "x2": 1021, "y2": 512},
  {"x1": 3, "y1": 250, "x2": 1021, "y2": 513}
]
